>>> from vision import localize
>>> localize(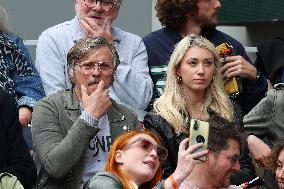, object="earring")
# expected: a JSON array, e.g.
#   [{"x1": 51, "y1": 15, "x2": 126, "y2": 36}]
[{"x1": 177, "y1": 76, "x2": 182, "y2": 84}]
